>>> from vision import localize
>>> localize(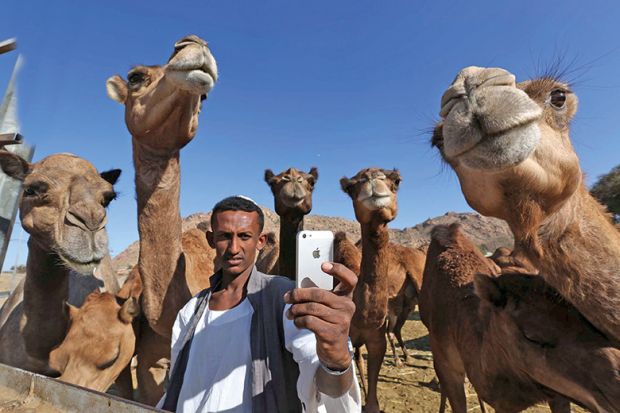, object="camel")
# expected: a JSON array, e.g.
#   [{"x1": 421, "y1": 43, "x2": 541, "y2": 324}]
[
  {"x1": 334, "y1": 231, "x2": 421, "y2": 372},
  {"x1": 48, "y1": 269, "x2": 142, "y2": 393},
  {"x1": 433, "y1": 66, "x2": 620, "y2": 343},
  {"x1": 0, "y1": 152, "x2": 122, "y2": 378},
  {"x1": 420, "y1": 224, "x2": 620, "y2": 413},
  {"x1": 339, "y1": 168, "x2": 426, "y2": 413},
  {"x1": 106, "y1": 34, "x2": 219, "y2": 404},
  {"x1": 264, "y1": 167, "x2": 318, "y2": 278}
]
